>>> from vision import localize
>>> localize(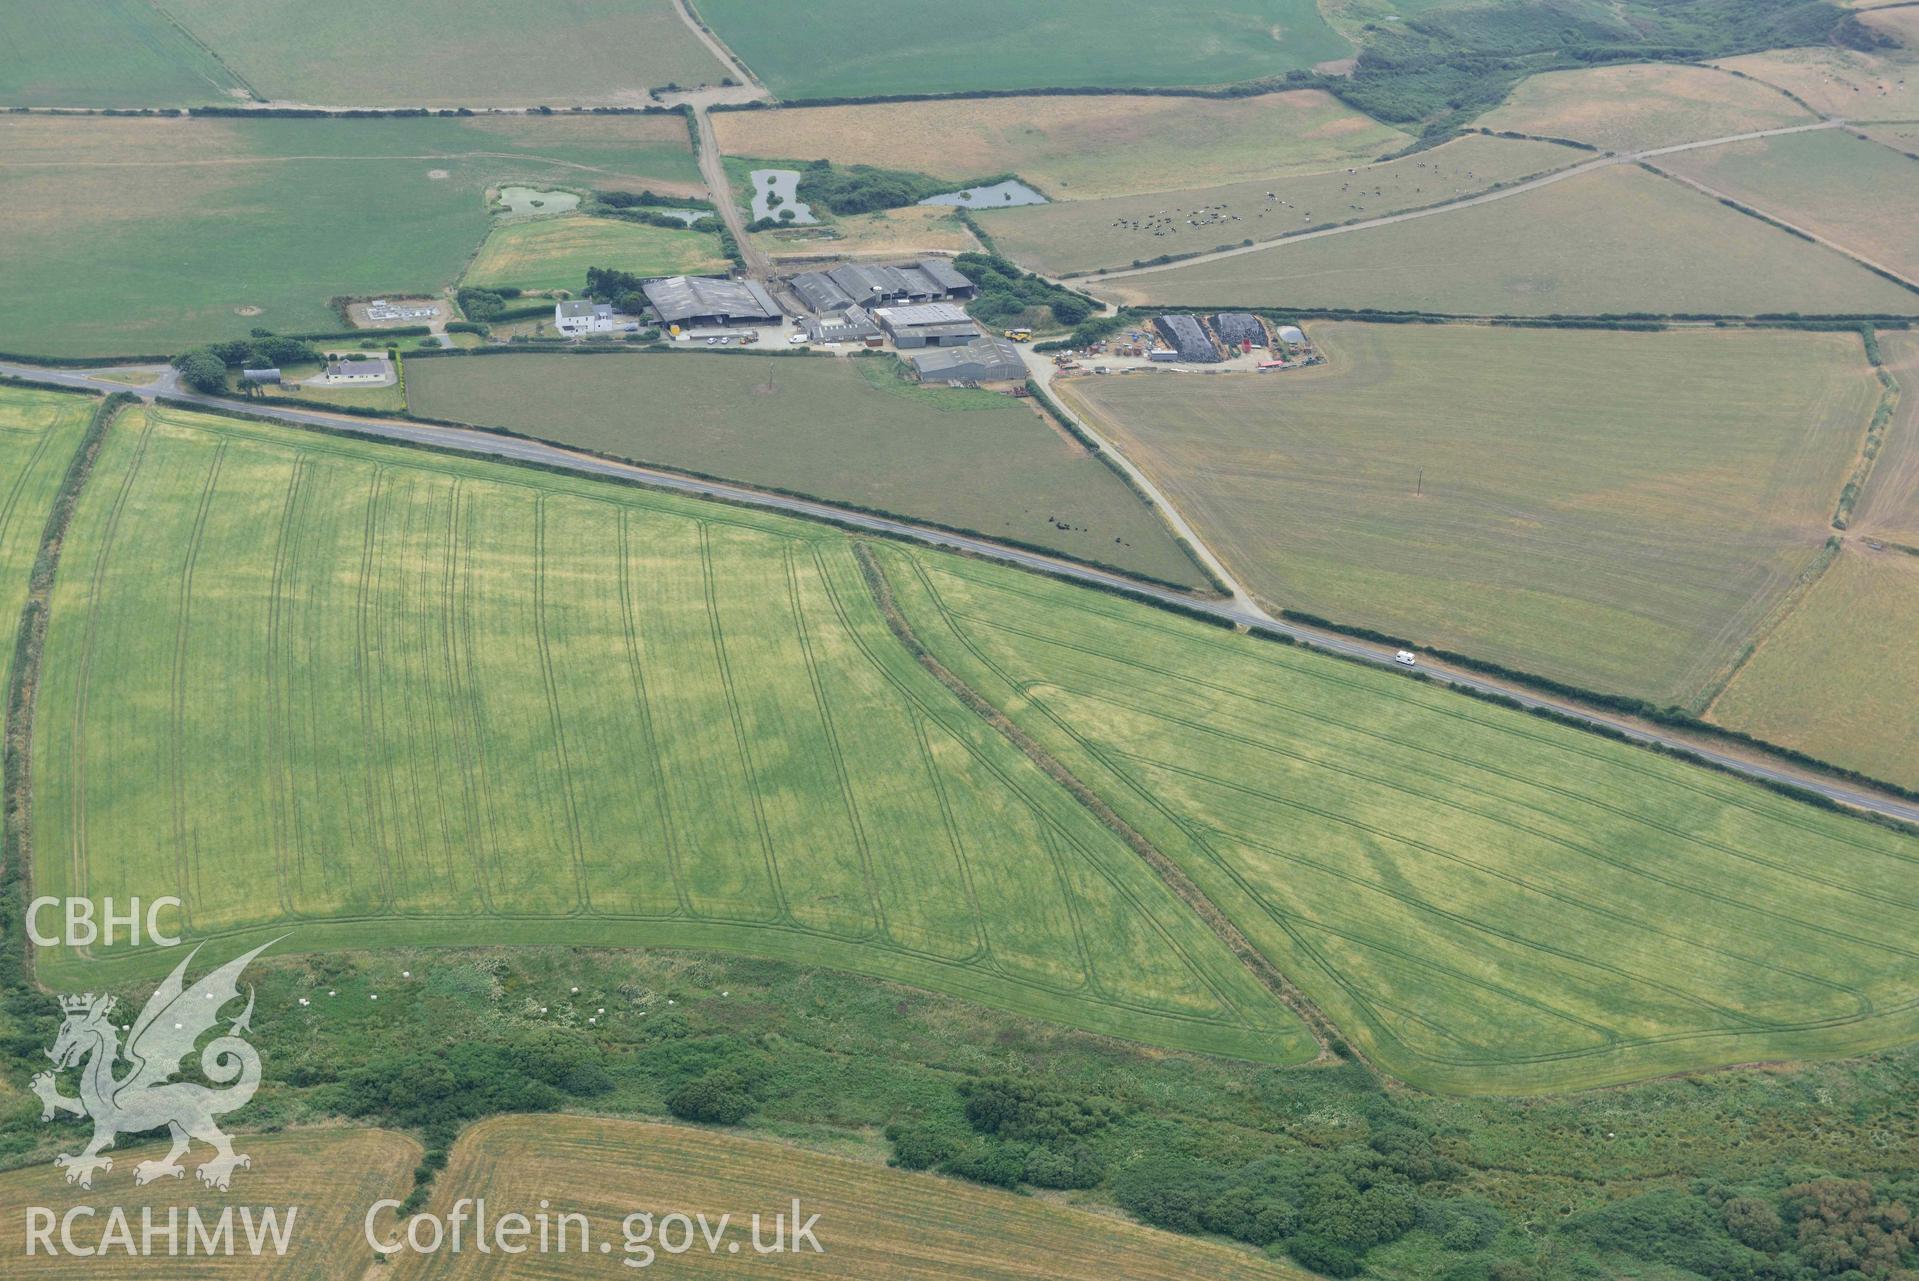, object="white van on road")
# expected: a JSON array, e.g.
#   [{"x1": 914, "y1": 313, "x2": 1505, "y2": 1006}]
[{"x1": 1394, "y1": 650, "x2": 1418, "y2": 667}]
